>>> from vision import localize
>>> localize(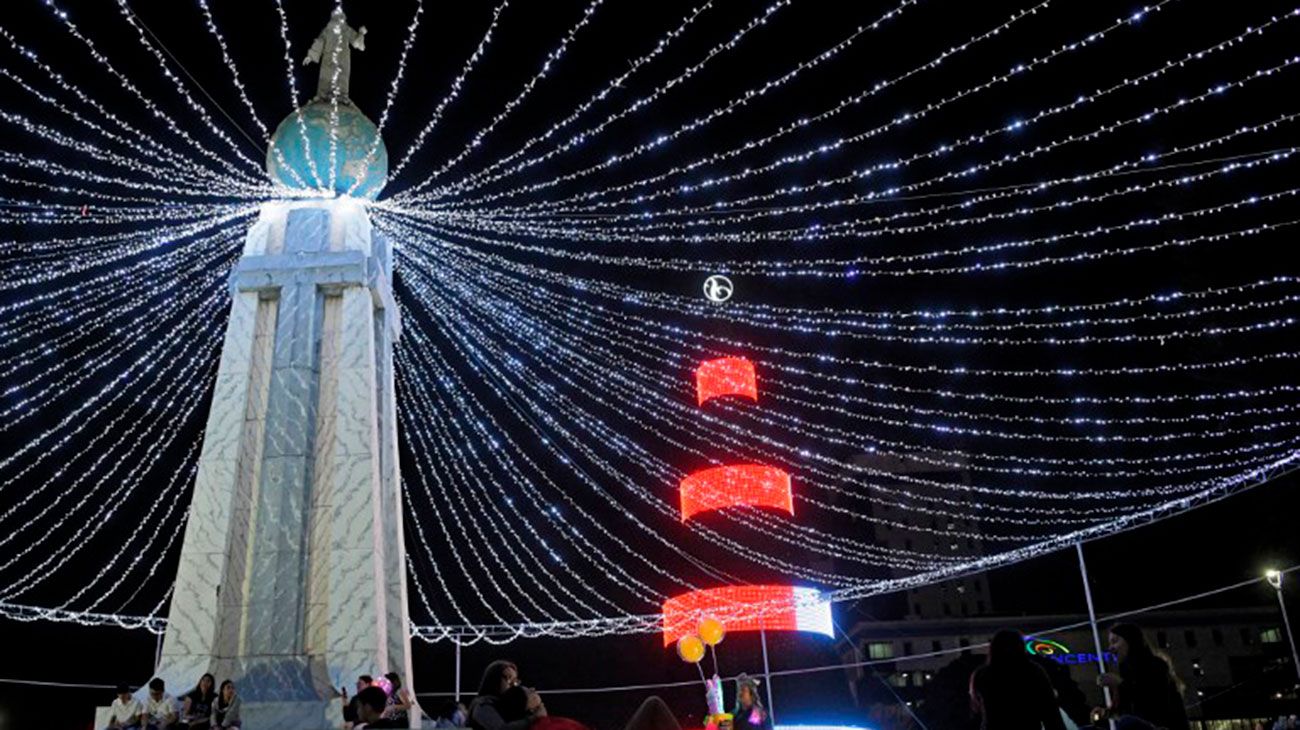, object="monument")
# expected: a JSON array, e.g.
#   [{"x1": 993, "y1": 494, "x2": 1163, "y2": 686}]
[{"x1": 112, "y1": 11, "x2": 414, "y2": 728}]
